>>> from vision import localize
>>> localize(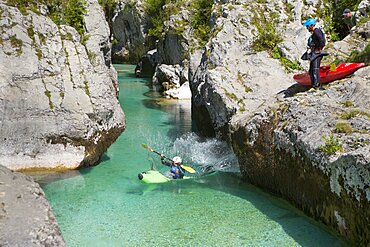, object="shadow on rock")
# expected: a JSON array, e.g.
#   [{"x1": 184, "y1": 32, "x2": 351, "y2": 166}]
[{"x1": 279, "y1": 83, "x2": 311, "y2": 98}]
